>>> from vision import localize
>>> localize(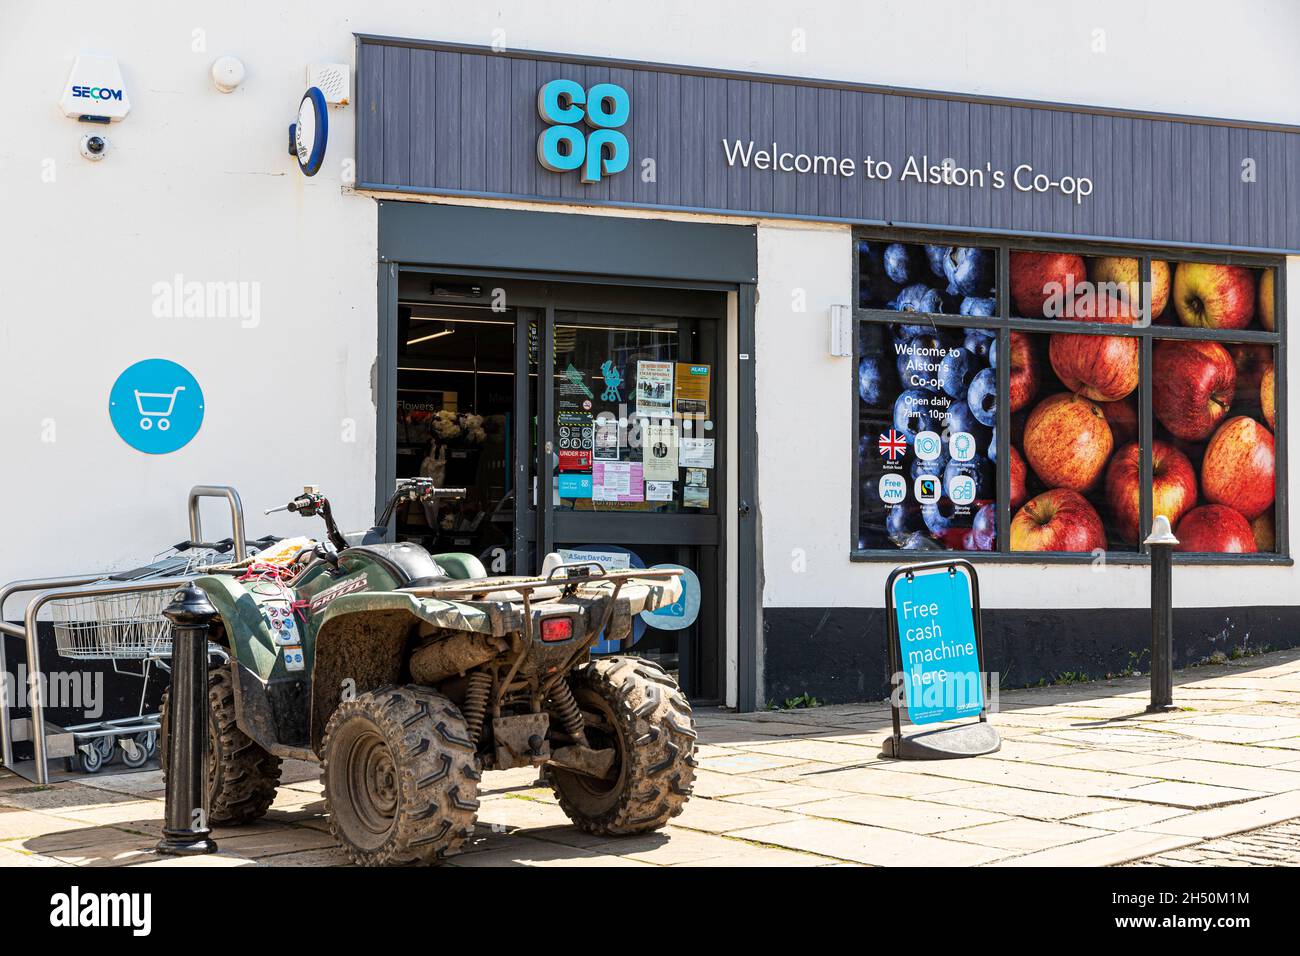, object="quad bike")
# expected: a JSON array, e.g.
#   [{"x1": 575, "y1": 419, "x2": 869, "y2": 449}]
[{"x1": 161, "y1": 478, "x2": 696, "y2": 865}]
